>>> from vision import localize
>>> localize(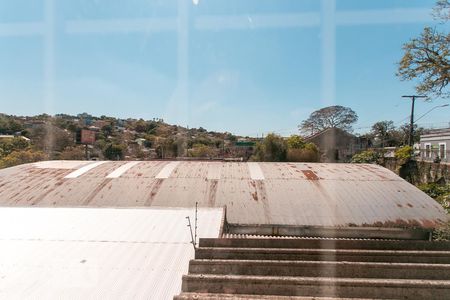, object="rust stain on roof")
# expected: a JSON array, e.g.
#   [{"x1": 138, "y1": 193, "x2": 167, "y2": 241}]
[
  {"x1": 207, "y1": 180, "x2": 218, "y2": 206},
  {"x1": 249, "y1": 180, "x2": 258, "y2": 201},
  {"x1": 358, "y1": 164, "x2": 389, "y2": 180},
  {"x1": 145, "y1": 179, "x2": 164, "y2": 206},
  {"x1": 82, "y1": 178, "x2": 113, "y2": 205},
  {"x1": 301, "y1": 170, "x2": 319, "y2": 180}
]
